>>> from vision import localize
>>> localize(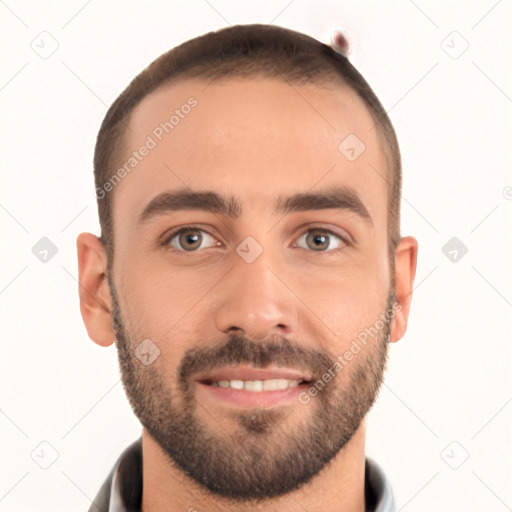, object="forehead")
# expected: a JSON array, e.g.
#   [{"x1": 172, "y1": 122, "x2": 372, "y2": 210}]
[{"x1": 113, "y1": 77, "x2": 389, "y2": 233}]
